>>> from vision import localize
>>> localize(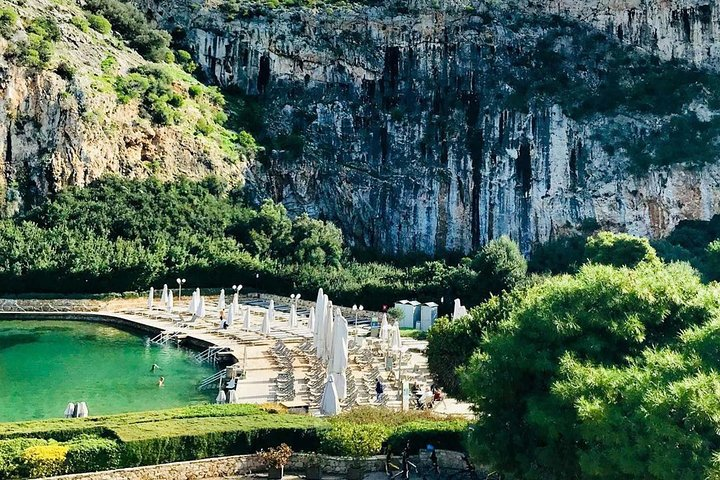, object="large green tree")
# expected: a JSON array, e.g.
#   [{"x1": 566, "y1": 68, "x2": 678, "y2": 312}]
[{"x1": 461, "y1": 254, "x2": 720, "y2": 479}]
